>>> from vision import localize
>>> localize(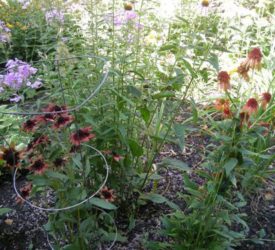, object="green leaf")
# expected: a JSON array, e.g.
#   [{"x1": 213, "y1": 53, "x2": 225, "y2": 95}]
[
  {"x1": 127, "y1": 85, "x2": 142, "y2": 98},
  {"x1": 224, "y1": 158, "x2": 238, "y2": 177},
  {"x1": 128, "y1": 139, "x2": 143, "y2": 157},
  {"x1": 138, "y1": 173, "x2": 163, "y2": 180},
  {"x1": 152, "y1": 91, "x2": 175, "y2": 99},
  {"x1": 89, "y1": 198, "x2": 117, "y2": 210},
  {"x1": 181, "y1": 58, "x2": 197, "y2": 78},
  {"x1": 72, "y1": 154, "x2": 82, "y2": 168},
  {"x1": 0, "y1": 208, "x2": 12, "y2": 216},
  {"x1": 29, "y1": 175, "x2": 49, "y2": 186},
  {"x1": 190, "y1": 99, "x2": 198, "y2": 123},
  {"x1": 160, "y1": 158, "x2": 190, "y2": 172},
  {"x1": 166, "y1": 200, "x2": 180, "y2": 210},
  {"x1": 141, "y1": 193, "x2": 166, "y2": 203},
  {"x1": 46, "y1": 171, "x2": 69, "y2": 182},
  {"x1": 141, "y1": 193, "x2": 179, "y2": 210},
  {"x1": 102, "y1": 232, "x2": 127, "y2": 242},
  {"x1": 159, "y1": 44, "x2": 177, "y2": 52},
  {"x1": 208, "y1": 54, "x2": 219, "y2": 71},
  {"x1": 173, "y1": 123, "x2": 185, "y2": 151},
  {"x1": 139, "y1": 106, "x2": 151, "y2": 125}
]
